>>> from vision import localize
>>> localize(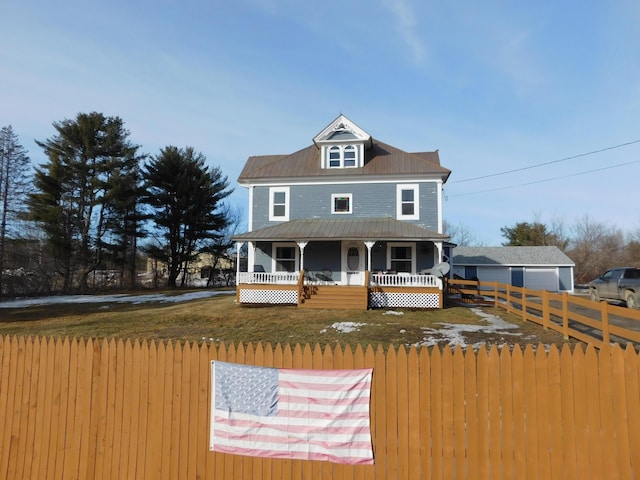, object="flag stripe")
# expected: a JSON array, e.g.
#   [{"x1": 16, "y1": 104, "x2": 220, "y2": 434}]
[
  {"x1": 214, "y1": 416, "x2": 372, "y2": 437},
  {"x1": 213, "y1": 427, "x2": 373, "y2": 450},
  {"x1": 280, "y1": 393, "x2": 370, "y2": 406},
  {"x1": 212, "y1": 444, "x2": 374, "y2": 465},
  {"x1": 215, "y1": 409, "x2": 371, "y2": 427},
  {"x1": 210, "y1": 361, "x2": 374, "y2": 465}
]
